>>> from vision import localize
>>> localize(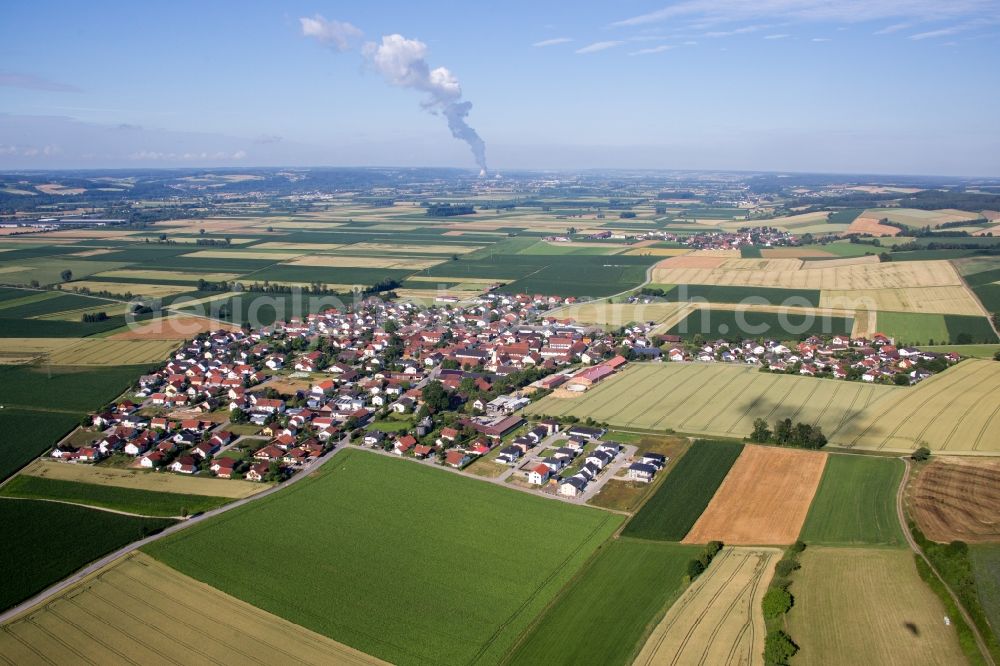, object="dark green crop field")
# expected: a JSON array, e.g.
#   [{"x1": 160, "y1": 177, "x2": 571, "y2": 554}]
[
  {"x1": 0, "y1": 499, "x2": 174, "y2": 611},
  {"x1": 666, "y1": 308, "x2": 853, "y2": 340},
  {"x1": 145, "y1": 450, "x2": 622, "y2": 666},
  {"x1": 0, "y1": 409, "x2": 81, "y2": 482},
  {"x1": 665, "y1": 284, "x2": 822, "y2": 307},
  {"x1": 799, "y1": 454, "x2": 905, "y2": 546},
  {"x1": 622, "y1": 440, "x2": 744, "y2": 541},
  {"x1": 0, "y1": 475, "x2": 231, "y2": 518},
  {"x1": 505, "y1": 539, "x2": 698, "y2": 665}
]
